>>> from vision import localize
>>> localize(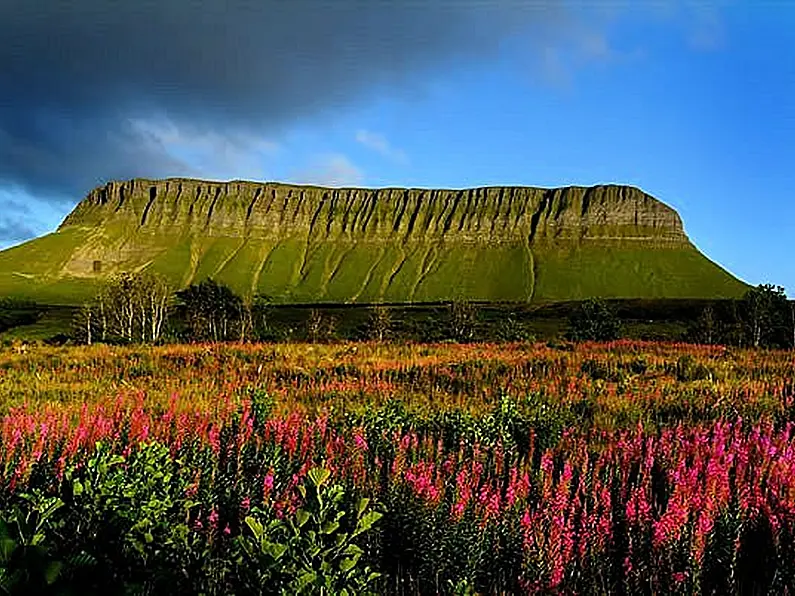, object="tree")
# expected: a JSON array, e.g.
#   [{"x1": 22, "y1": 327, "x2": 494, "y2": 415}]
[
  {"x1": 448, "y1": 301, "x2": 478, "y2": 342},
  {"x1": 688, "y1": 305, "x2": 720, "y2": 345},
  {"x1": 72, "y1": 304, "x2": 94, "y2": 345},
  {"x1": 175, "y1": 279, "x2": 245, "y2": 342},
  {"x1": 566, "y1": 298, "x2": 621, "y2": 342},
  {"x1": 790, "y1": 300, "x2": 795, "y2": 350},
  {"x1": 740, "y1": 284, "x2": 788, "y2": 348},
  {"x1": 367, "y1": 305, "x2": 392, "y2": 342},
  {"x1": 74, "y1": 271, "x2": 171, "y2": 344},
  {"x1": 306, "y1": 309, "x2": 336, "y2": 343},
  {"x1": 249, "y1": 295, "x2": 272, "y2": 341}
]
